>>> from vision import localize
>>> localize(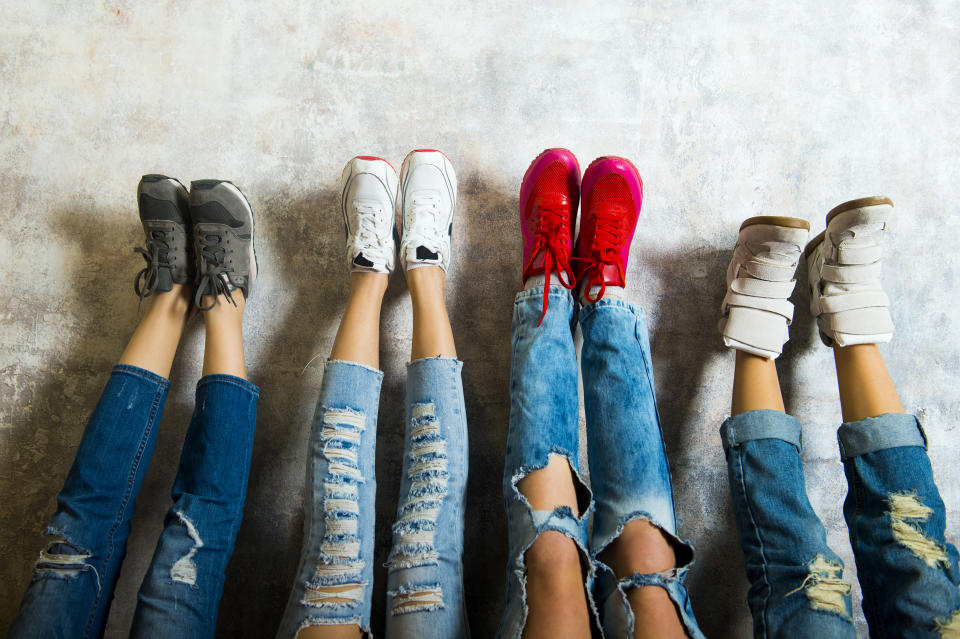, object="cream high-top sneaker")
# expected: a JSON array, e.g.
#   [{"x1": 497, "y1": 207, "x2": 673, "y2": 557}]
[
  {"x1": 805, "y1": 196, "x2": 895, "y2": 347},
  {"x1": 720, "y1": 216, "x2": 811, "y2": 359}
]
